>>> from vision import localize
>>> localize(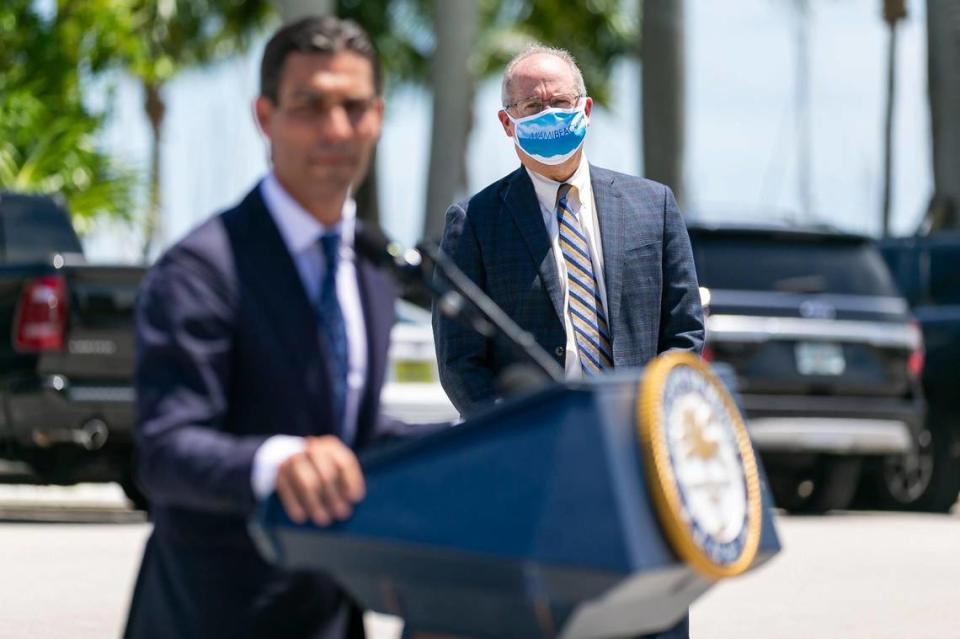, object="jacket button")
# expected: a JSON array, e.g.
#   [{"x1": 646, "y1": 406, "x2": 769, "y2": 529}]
[{"x1": 555, "y1": 346, "x2": 565, "y2": 357}]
